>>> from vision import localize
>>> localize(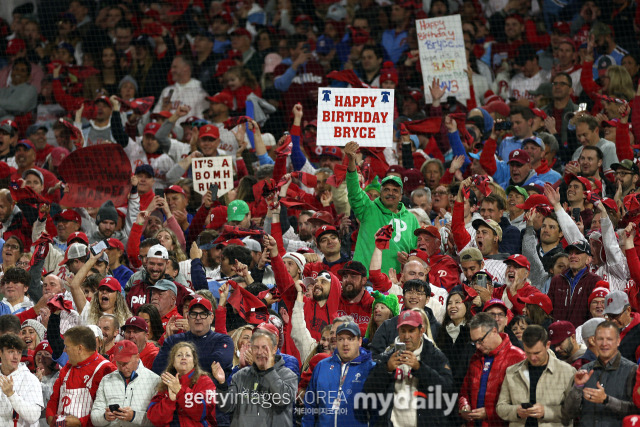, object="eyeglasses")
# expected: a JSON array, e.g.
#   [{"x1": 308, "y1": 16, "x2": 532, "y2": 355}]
[
  {"x1": 615, "y1": 171, "x2": 633, "y2": 176},
  {"x1": 188, "y1": 311, "x2": 211, "y2": 319},
  {"x1": 15, "y1": 261, "x2": 28, "y2": 267},
  {"x1": 487, "y1": 312, "x2": 506, "y2": 319},
  {"x1": 471, "y1": 328, "x2": 493, "y2": 346},
  {"x1": 551, "y1": 81, "x2": 570, "y2": 87},
  {"x1": 433, "y1": 190, "x2": 448, "y2": 196},
  {"x1": 605, "y1": 311, "x2": 624, "y2": 320},
  {"x1": 4, "y1": 244, "x2": 20, "y2": 250},
  {"x1": 404, "y1": 290, "x2": 426, "y2": 296}
]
